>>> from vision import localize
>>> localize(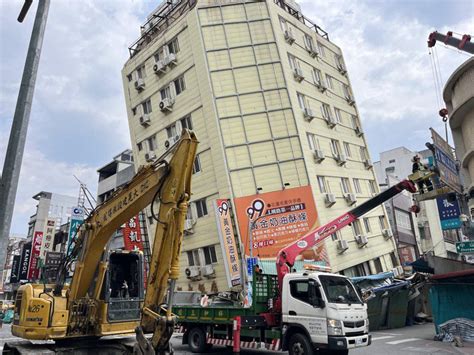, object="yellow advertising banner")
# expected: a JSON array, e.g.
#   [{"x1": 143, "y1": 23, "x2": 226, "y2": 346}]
[{"x1": 215, "y1": 199, "x2": 242, "y2": 288}]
